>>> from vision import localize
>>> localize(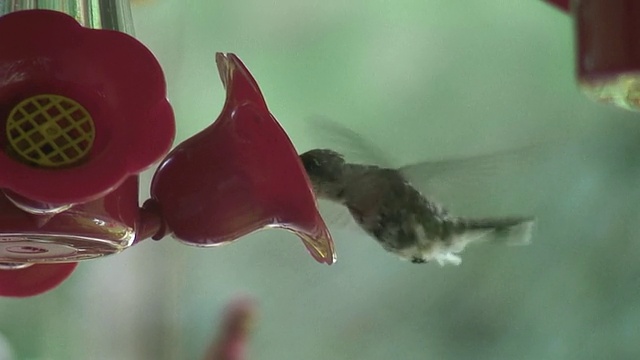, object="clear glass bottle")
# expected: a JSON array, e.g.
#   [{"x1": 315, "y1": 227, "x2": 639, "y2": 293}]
[{"x1": 0, "y1": 0, "x2": 134, "y2": 34}]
